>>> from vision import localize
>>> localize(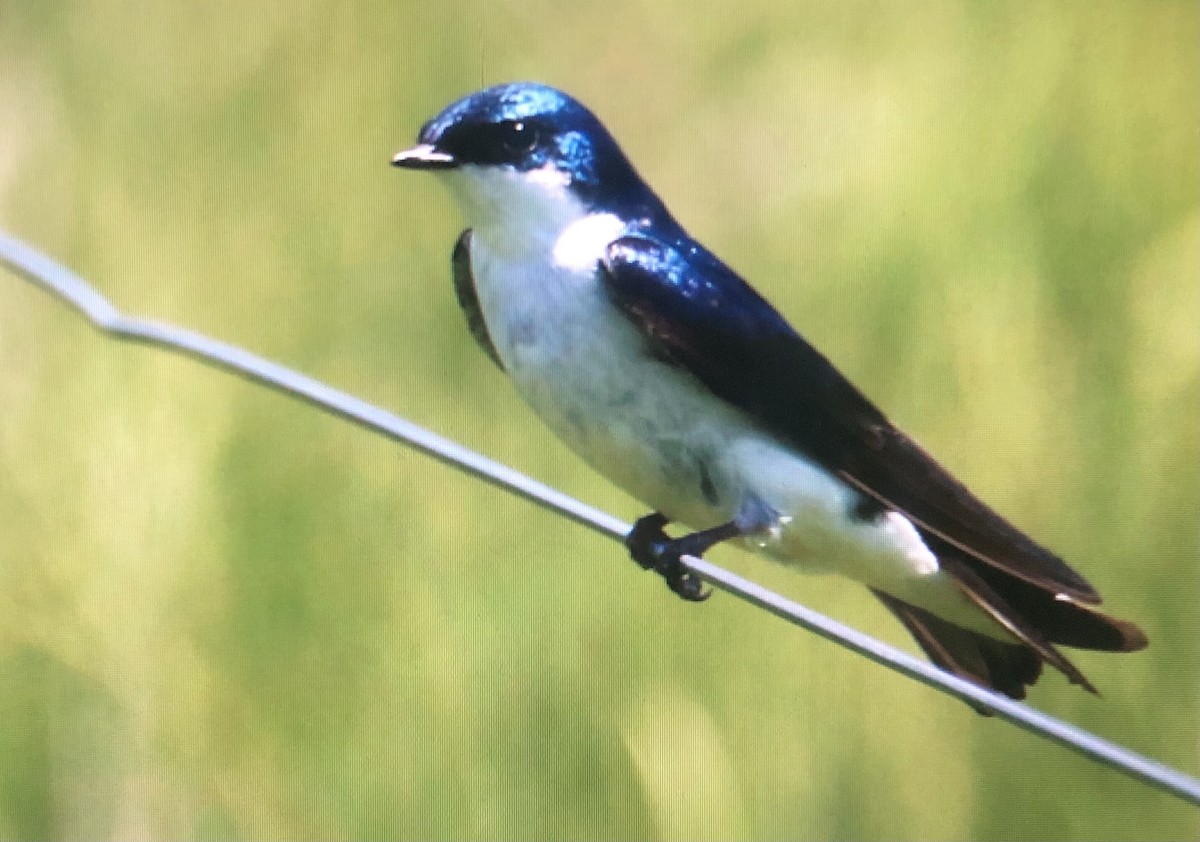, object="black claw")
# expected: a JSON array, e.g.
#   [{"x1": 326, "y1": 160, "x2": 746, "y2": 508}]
[
  {"x1": 625, "y1": 512, "x2": 712, "y2": 602},
  {"x1": 667, "y1": 567, "x2": 712, "y2": 602}
]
